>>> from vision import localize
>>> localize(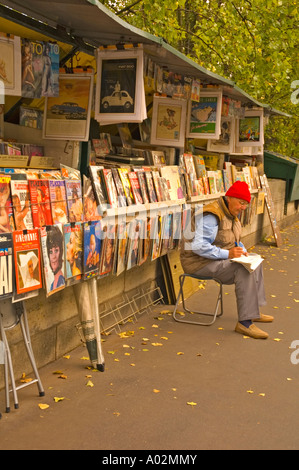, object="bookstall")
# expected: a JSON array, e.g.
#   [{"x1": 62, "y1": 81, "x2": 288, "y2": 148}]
[{"x1": 0, "y1": 0, "x2": 293, "y2": 411}]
